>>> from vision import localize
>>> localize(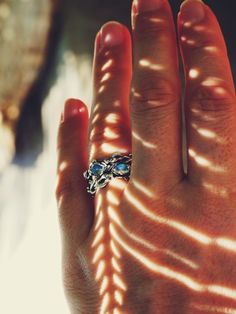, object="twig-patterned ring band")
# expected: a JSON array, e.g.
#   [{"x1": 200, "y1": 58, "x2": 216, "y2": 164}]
[{"x1": 83, "y1": 153, "x2": 132, "y2": 195}]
